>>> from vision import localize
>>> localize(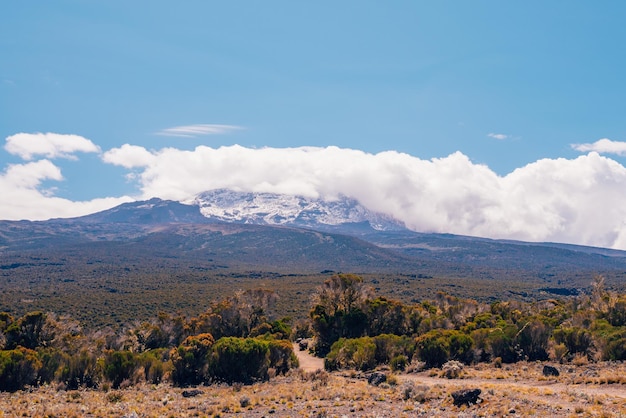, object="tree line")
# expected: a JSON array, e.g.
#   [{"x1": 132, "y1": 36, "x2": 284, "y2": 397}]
[{"x1": 1, "y1": 273, "x2": 626, "y2": 391}]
